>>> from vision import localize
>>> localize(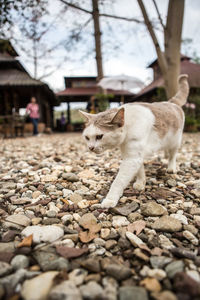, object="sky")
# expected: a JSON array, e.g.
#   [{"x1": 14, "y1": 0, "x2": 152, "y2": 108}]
[{"x1": 9, "y1": 0, "x2": 200, "y2": 96}]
